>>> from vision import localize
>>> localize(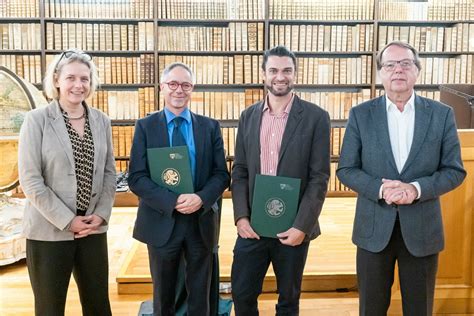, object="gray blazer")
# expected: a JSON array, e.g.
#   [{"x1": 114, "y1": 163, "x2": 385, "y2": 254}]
[
  {"x1": 231, "y1": 95, "x2": 331, "y2": 240},
  {"x1": 18, "y1": 100, "x2": 116, "y2": 241},
  {"x1": 337, "y1": 95, "x2": 466, "y2": 257}
]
